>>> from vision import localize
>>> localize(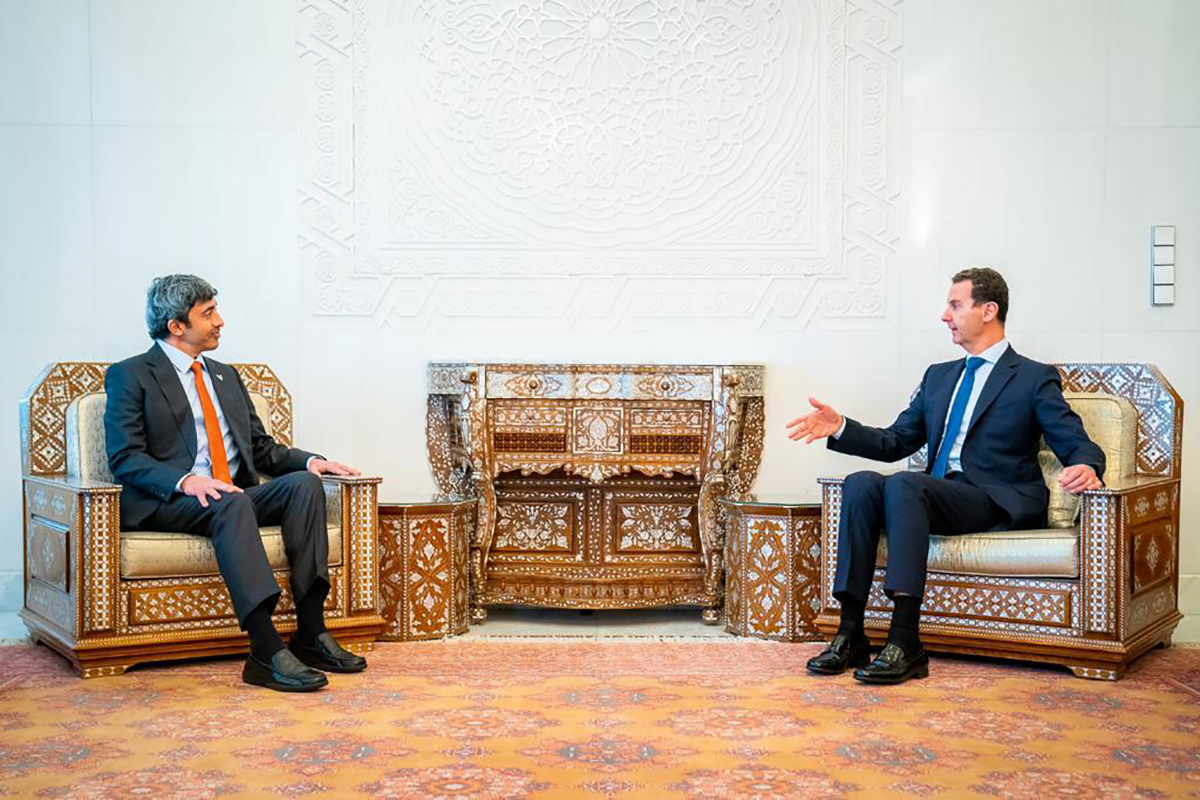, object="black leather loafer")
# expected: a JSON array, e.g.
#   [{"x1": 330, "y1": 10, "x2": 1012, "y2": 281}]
[
  {"x1": 242, "y1": 649, "x2": 329, "y2": 692},
  {"x1": 806, "y1": 632, "x2": 872, "y2": 675},
  {"x1": 853, "y1": 642, "x2": 929, "y2": 684},
  {"x1": 289, "y1": 632, "x2": 368, "y2": 674}
]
